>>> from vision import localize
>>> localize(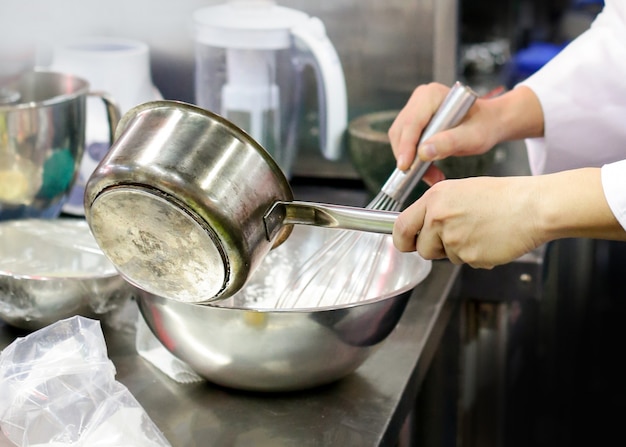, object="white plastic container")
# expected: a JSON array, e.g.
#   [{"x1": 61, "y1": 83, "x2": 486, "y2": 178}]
[{"x1": 48, "y1": 36, "x2": 162, "y2": 215}]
